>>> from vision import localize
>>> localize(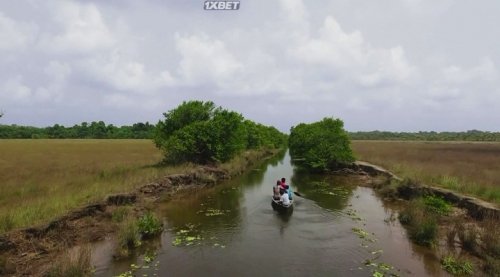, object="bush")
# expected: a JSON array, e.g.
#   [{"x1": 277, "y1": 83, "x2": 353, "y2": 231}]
[
  {"x1": 137, "y1": 212, "x2": 163, "y2": 238},
  {"x1": 154, "y1": 101, "x2": 286, "y2": 164},
  {"x1": 244, "y1": 120, "x2": 287, "y2": 150},
  {"x1": 441, "y1": 255, "x2": 474, "y2": 275},
  {"x1": 289, "y1": 117, "x2": 354, "y2": 171},
  {"x1": 423, "y1": 195, "x2": 451, "y2": 215},
  {"x1": 154, "y1": 100, "x2": 216, "y2": 144}
]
